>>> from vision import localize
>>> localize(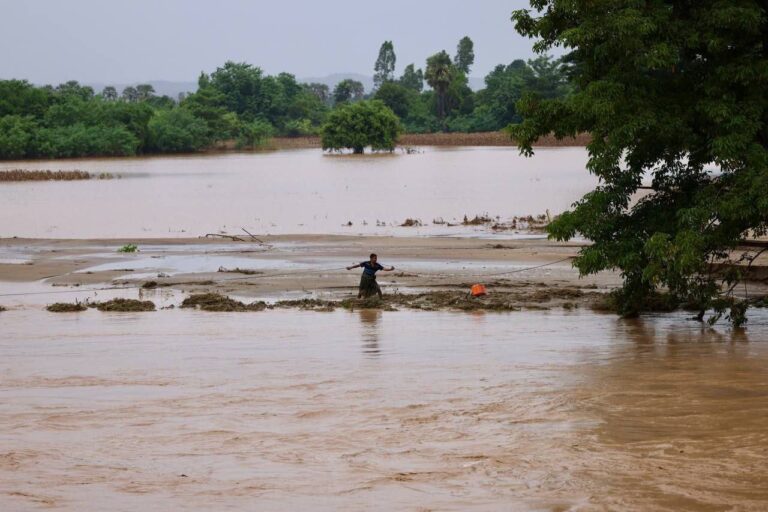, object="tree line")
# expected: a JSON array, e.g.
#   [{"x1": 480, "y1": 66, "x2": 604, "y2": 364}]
[{"x1": 0, "y1": 36, "x2": 570, "y2": 159}]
